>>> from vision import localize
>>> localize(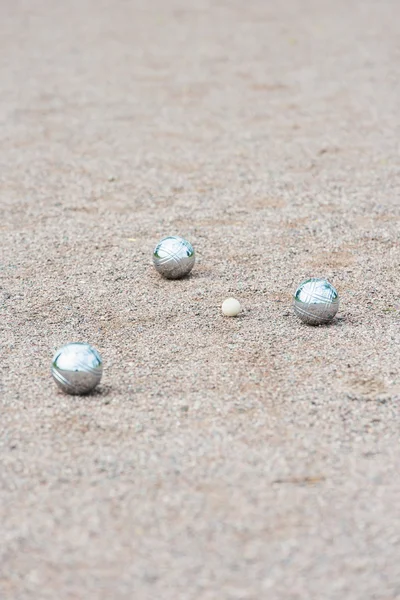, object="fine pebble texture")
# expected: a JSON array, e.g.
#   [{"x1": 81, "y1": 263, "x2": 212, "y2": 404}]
[{"x1": 1, "y1": 1, "x2": 400, "y2": 599}]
